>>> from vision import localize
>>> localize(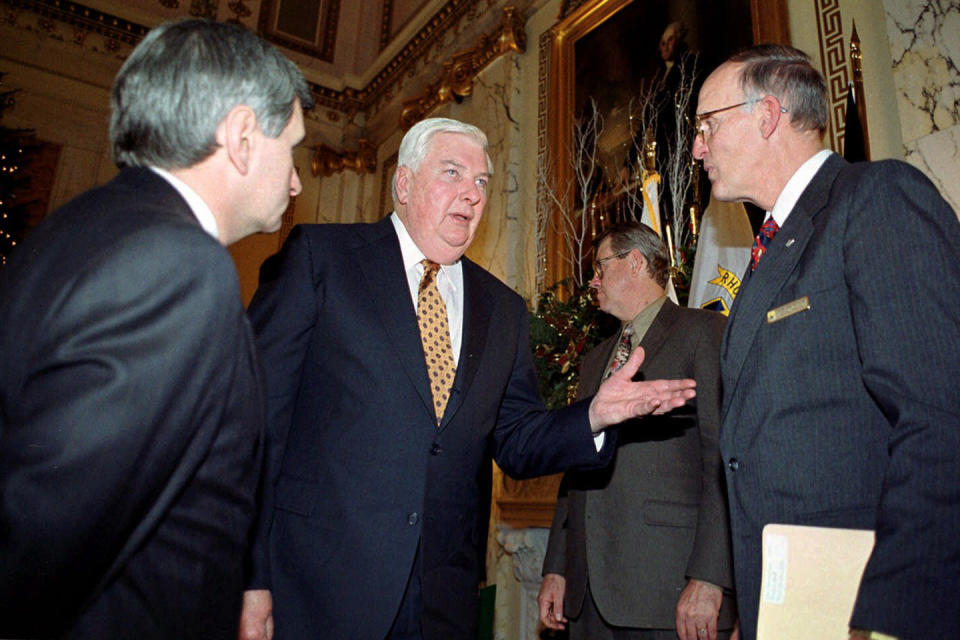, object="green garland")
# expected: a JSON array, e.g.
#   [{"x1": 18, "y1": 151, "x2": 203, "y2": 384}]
[{"x1": 528, "y1": 279, "x2": 617, "y2": 409}]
